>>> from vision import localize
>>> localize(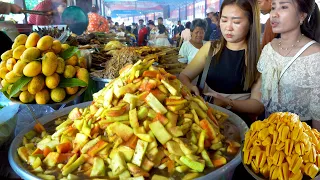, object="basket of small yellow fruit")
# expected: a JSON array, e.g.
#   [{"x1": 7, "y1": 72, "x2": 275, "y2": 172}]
[{"x1": 0, "y1": 32, "x2": 89, "y2": 105}]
